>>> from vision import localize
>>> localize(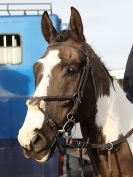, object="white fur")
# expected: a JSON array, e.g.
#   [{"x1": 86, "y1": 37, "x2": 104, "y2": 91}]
[
  {"x1": 18, "y1": 50, "x2": 61, "y2": 149},
  {"x1": 96, "y1": 80, "x2": 133, "y2": 154}
]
